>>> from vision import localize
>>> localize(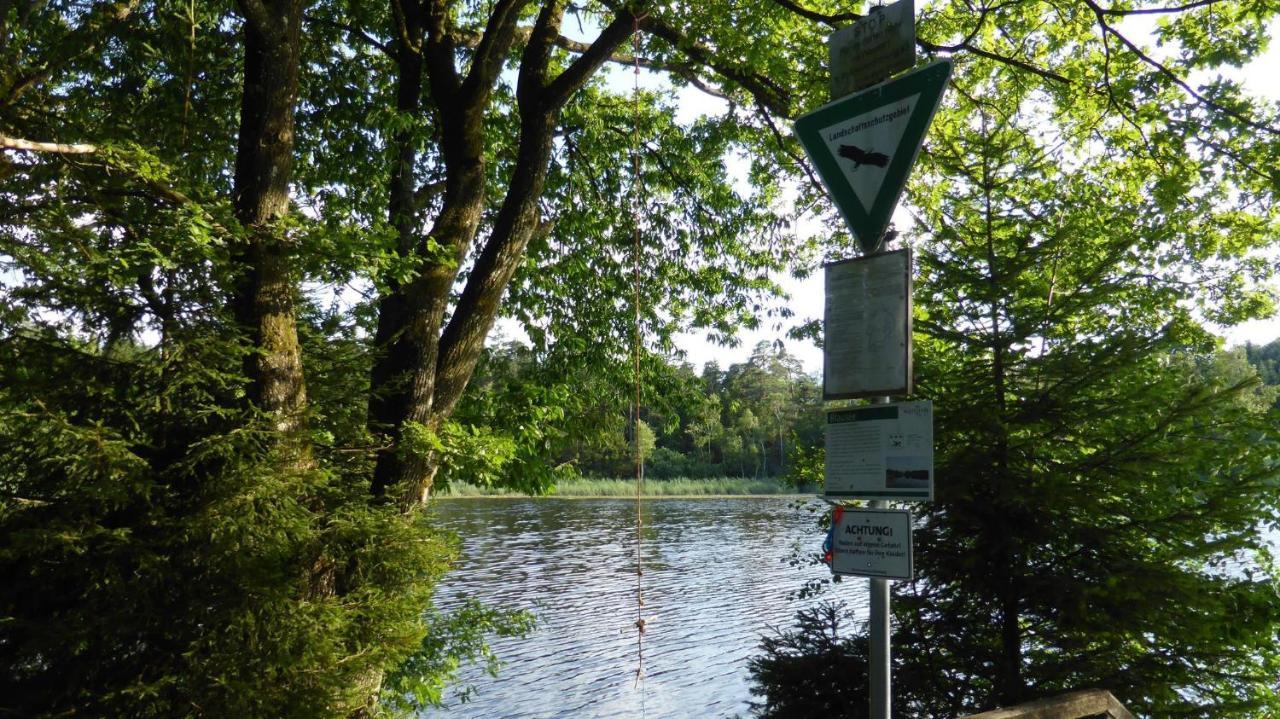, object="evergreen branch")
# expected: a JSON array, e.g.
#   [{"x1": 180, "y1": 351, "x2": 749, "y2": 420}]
[{"x1": 2, "y1": 137, "x2": 239, "y2": 241}]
